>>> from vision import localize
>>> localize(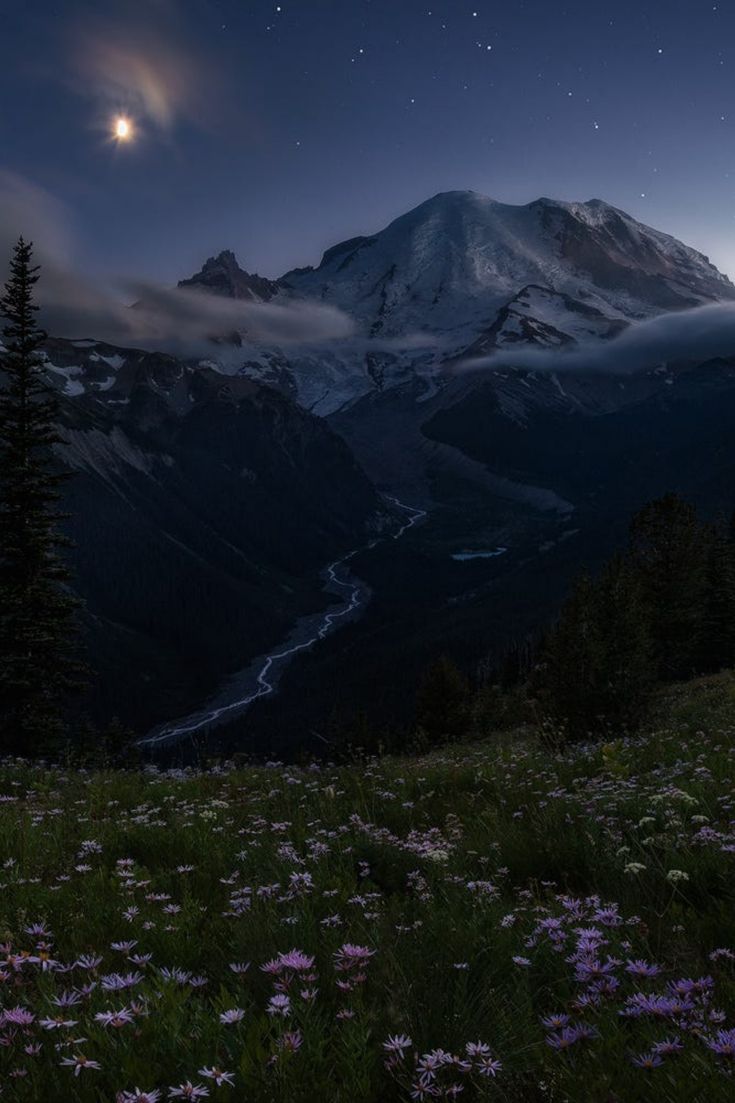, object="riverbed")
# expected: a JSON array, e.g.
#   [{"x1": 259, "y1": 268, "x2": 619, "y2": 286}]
[{"x1": 139, "y1": 496, "x2": 426, "y2": 749}]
